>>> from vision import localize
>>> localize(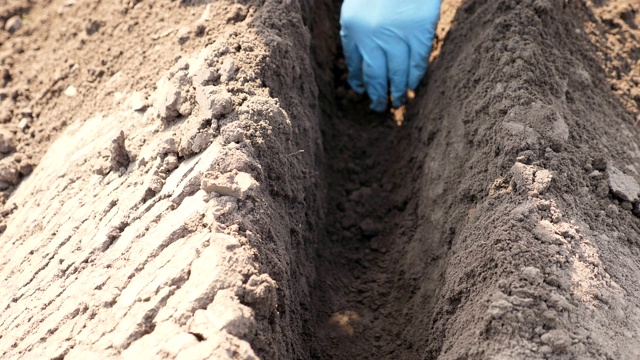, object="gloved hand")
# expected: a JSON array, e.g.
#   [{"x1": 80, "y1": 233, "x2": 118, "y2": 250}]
[{"x1": 340, "y1": 0, "x2": 441, "y2": 112}]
